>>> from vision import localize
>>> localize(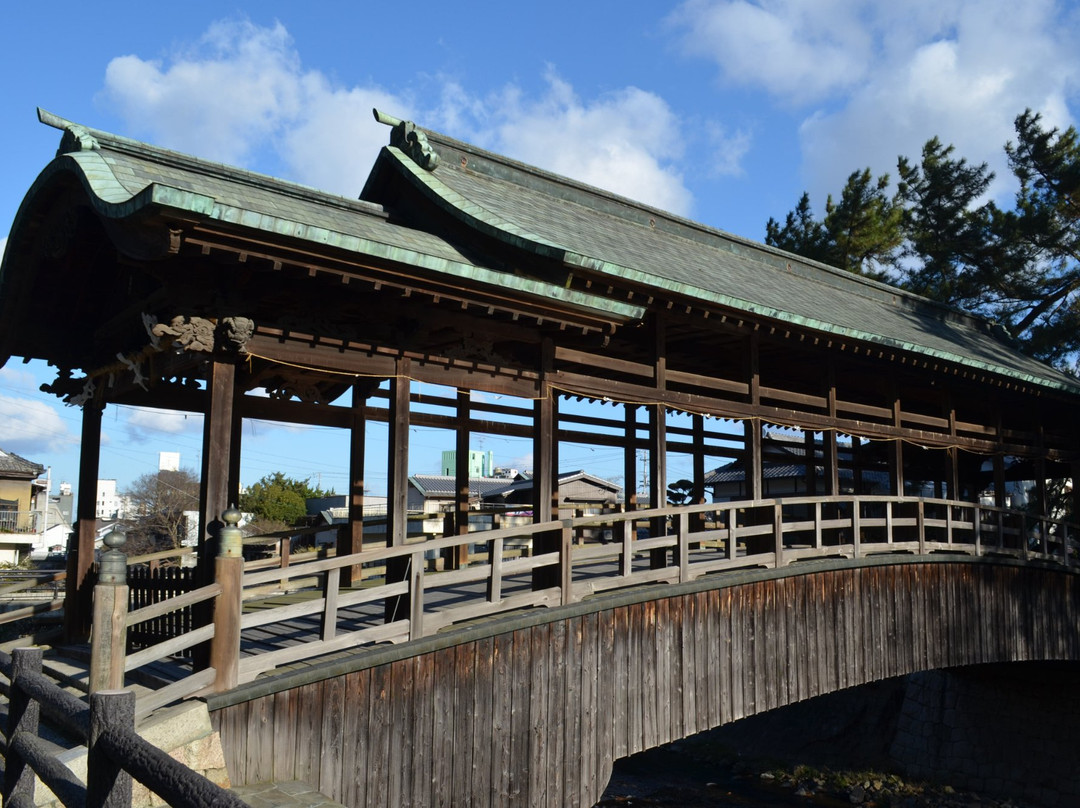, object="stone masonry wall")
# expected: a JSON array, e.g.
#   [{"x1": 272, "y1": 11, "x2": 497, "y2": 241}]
[{"x1": 890, "y1": 663, "x2": 1080, "y2": 808}]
